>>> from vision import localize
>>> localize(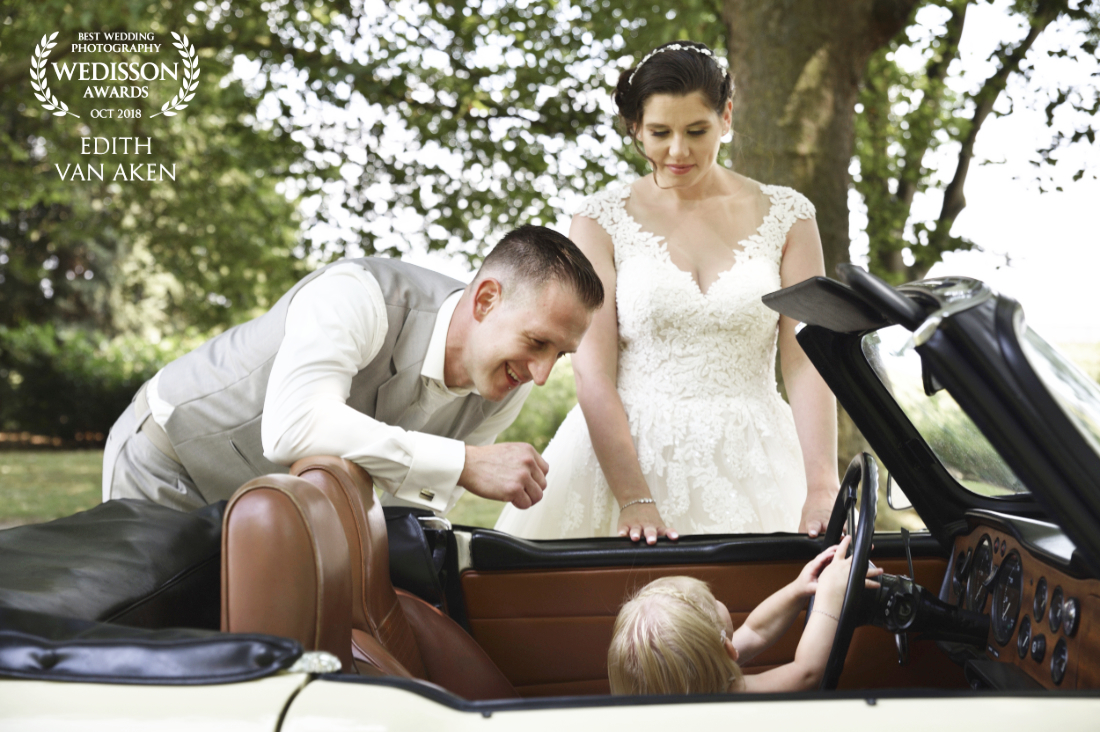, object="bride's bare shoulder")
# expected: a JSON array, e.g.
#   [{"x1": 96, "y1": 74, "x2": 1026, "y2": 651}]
[
  {"x1": 569, "y1": 208, "x2": 614, "y2": 260},
  {"x1": 722, "y1": 169, "x2": 765, "y2": 198}
]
